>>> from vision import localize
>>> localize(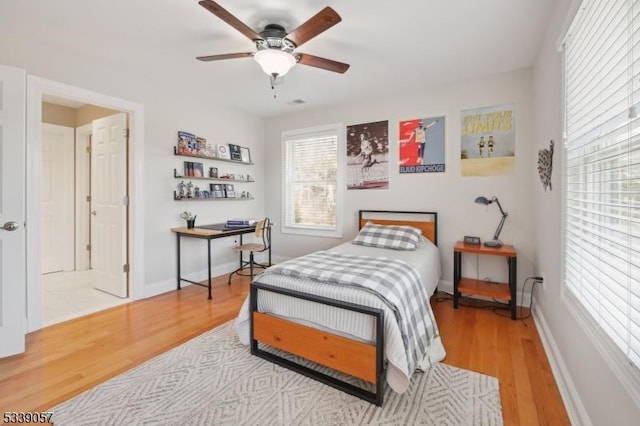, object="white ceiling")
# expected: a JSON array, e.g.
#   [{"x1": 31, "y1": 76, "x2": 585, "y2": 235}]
[{"x1": 0, "y1": 0, "x2": 556, "y2": 118}]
